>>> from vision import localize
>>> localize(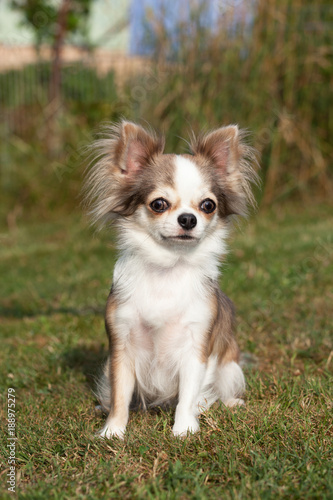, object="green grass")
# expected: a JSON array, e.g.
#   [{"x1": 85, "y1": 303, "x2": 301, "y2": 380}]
[{"x1": 0, "y1": 204, "x2": 332, "y2": 499}]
